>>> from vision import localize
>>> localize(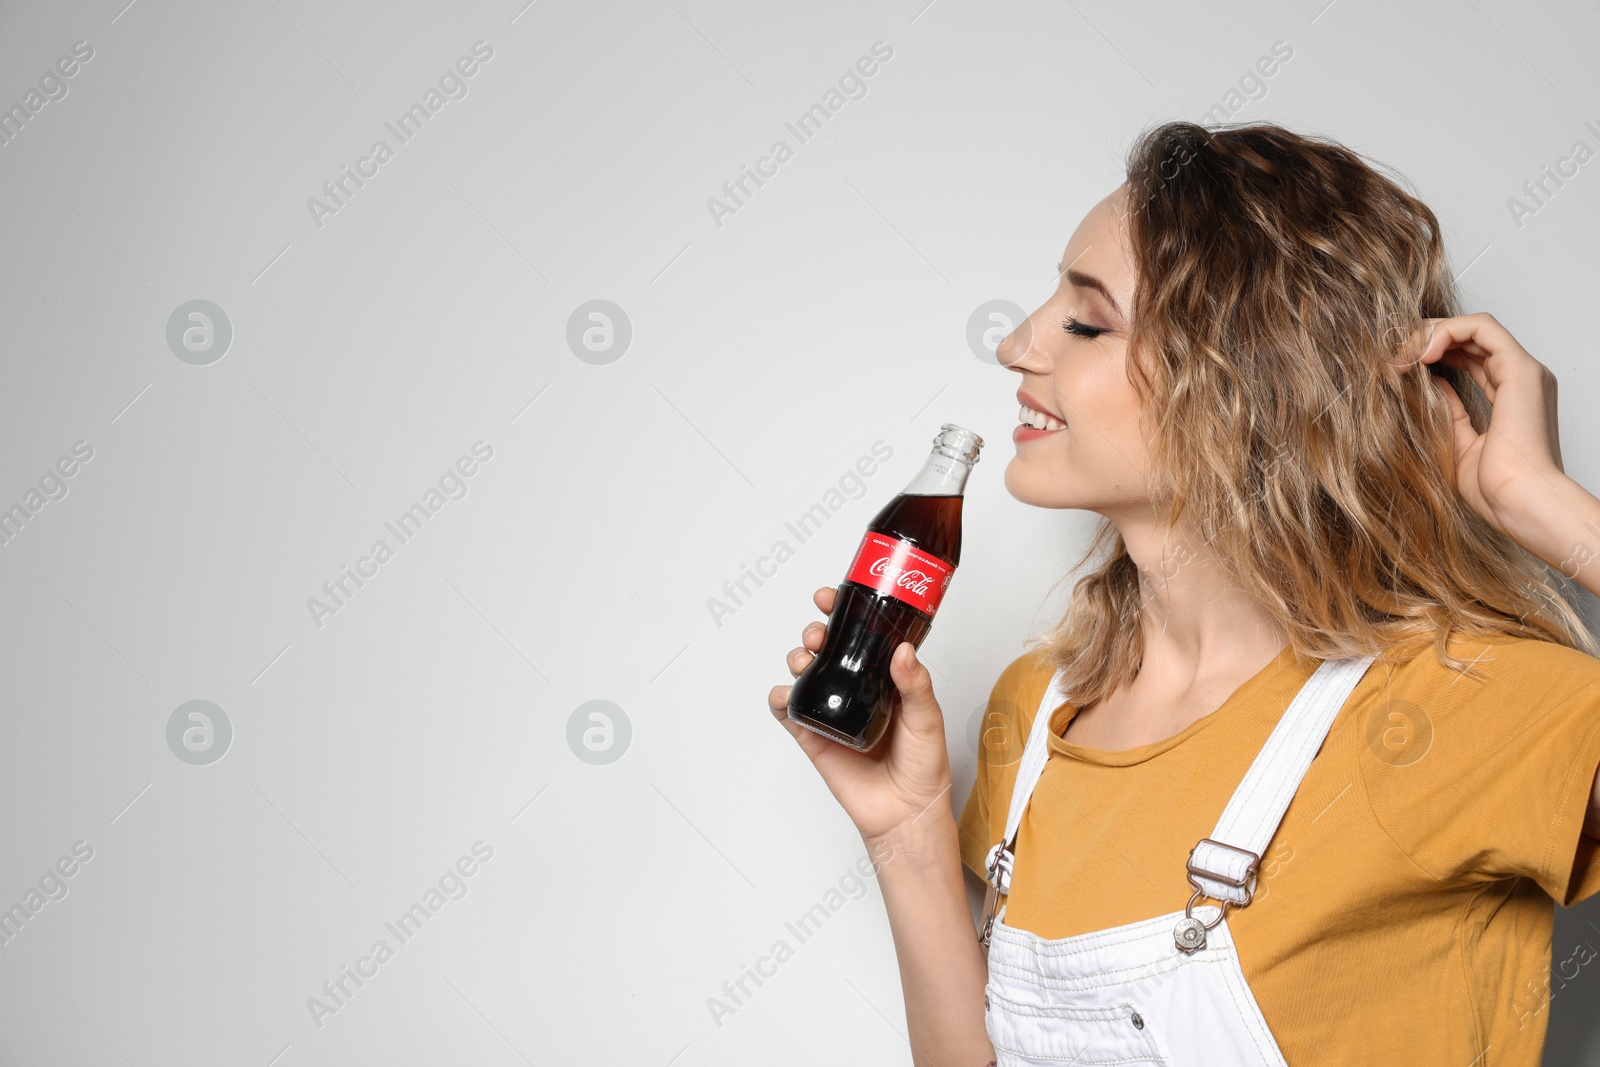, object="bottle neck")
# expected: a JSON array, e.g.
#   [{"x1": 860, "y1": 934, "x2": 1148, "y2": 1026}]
[{"x1": 900, "y1": 447, "x2": 975, "y2": 497}]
